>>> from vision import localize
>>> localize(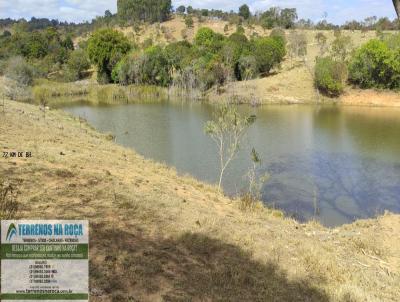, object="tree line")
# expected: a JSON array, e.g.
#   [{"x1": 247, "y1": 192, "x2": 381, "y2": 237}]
[
  {"x1": 1, "y1": 2, "x2": 399, "y2": 34},
  {"x1": 88, "y1": 27, "x2": 286, "y2": 90}
]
